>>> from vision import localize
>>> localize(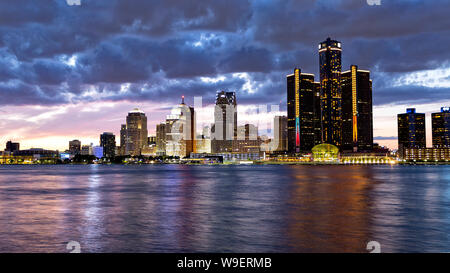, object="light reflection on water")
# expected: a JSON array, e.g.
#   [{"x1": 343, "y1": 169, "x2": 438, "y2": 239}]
[{"x1": 0, "y1": 164, "x2": 449, "y2": 253}]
